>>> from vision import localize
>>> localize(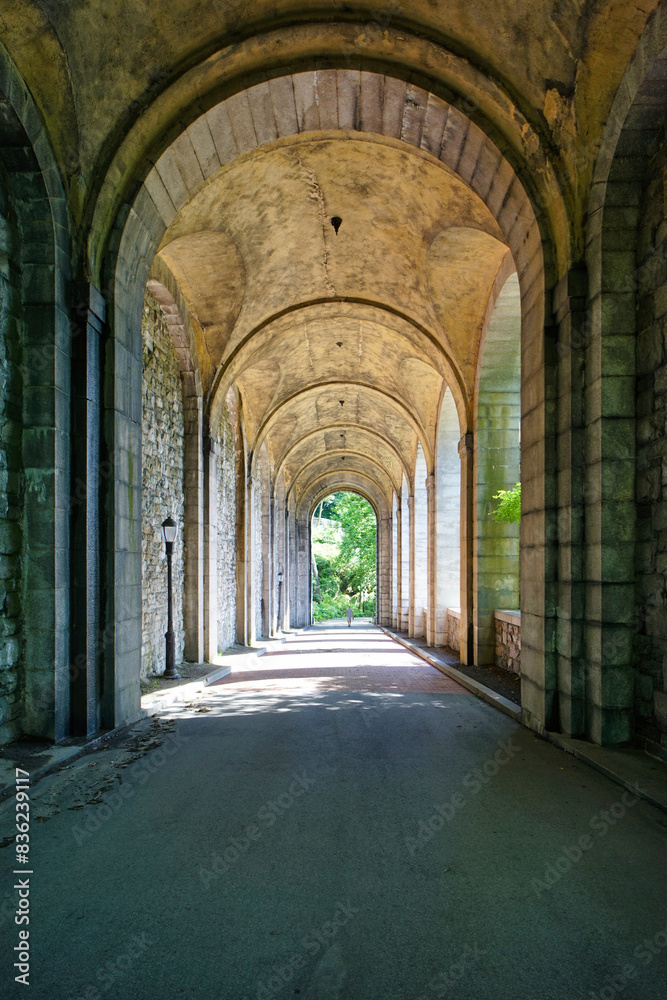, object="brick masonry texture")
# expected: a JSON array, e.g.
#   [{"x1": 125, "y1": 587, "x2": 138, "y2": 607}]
[
  {"x1": 635, "y1": 134, "x2": 667, "y2": 753},
  {"x1": 0, "y1": 171, "x2": 23, "y2": 740},
  {"x1": 141, "y1": 289, "x2": 185, "y2": 677}
]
